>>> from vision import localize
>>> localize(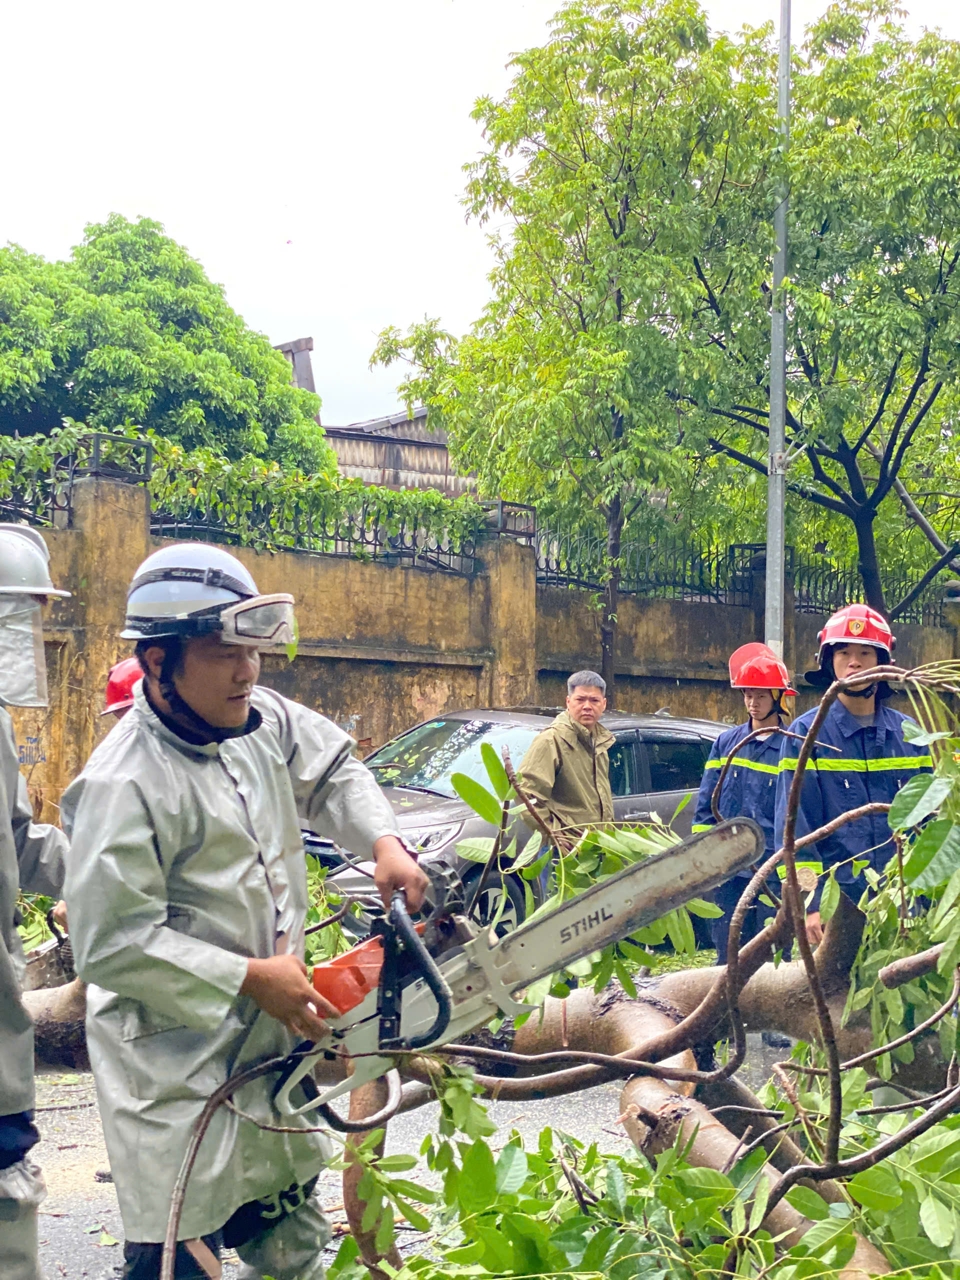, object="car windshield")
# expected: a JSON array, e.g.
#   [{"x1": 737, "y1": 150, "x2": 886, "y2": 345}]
[{"x1": 366, "y1": 718, "x2": 541, "y2": 798}]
